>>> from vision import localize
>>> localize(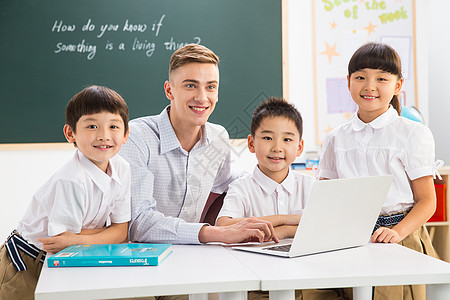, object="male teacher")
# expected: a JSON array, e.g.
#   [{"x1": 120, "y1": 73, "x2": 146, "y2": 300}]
[{"x1": 120, "y1": 44, "x2": 277, "y2": 244}]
